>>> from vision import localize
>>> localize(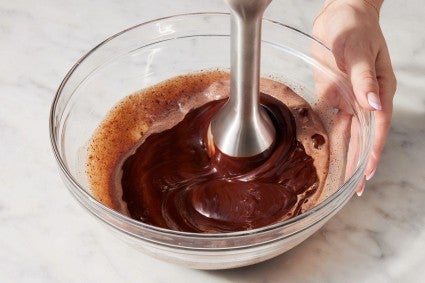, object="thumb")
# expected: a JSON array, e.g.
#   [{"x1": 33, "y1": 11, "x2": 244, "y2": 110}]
[{"x1": 349, "y1": 59, "x2": 382, "y2": 111}]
